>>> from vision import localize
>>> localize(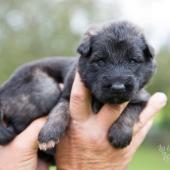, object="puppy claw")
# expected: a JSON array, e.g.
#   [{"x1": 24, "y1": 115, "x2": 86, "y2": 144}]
[
  {"x1": 39, "y1": 140, "x2": 56, "y2": 151},
  {"x1": 39, "y1": 143, "x2": 47, "y2": 151}
]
